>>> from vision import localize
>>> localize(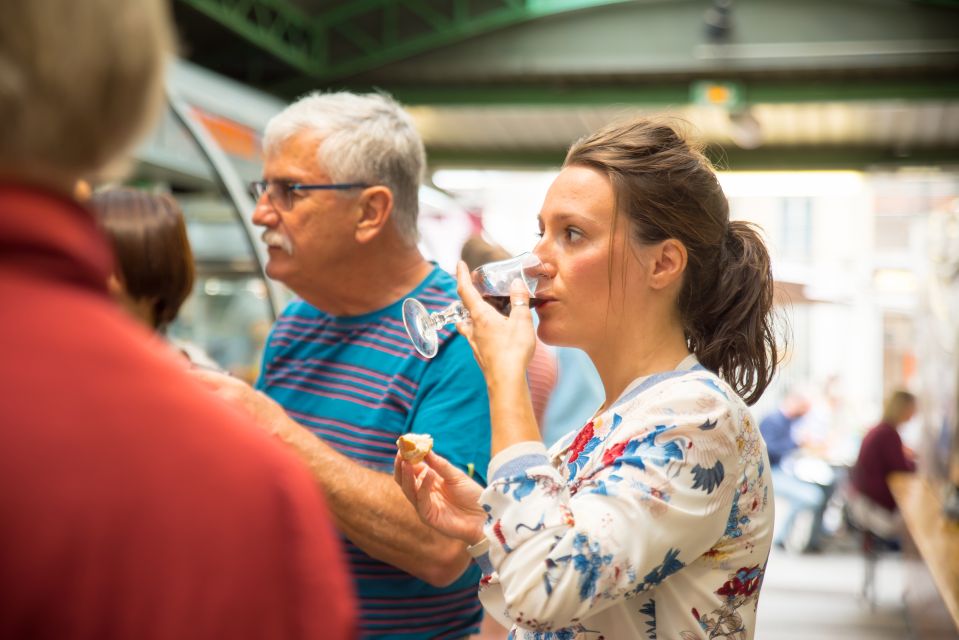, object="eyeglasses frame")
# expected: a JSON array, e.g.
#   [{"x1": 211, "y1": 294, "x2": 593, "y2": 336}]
[{"x1": 249, "y1": 180, "x2": 370, "y2": 211}]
